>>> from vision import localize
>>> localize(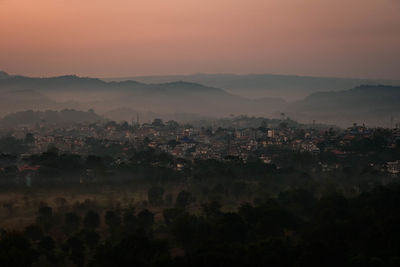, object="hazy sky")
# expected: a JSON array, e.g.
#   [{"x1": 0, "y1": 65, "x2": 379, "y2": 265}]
[{"x1": 0, "y1": 0, "x2": 399, "y2": 79}]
